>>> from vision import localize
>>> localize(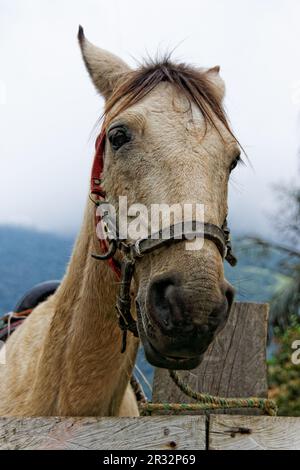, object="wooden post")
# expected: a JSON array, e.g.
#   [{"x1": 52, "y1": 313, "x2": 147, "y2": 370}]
[{"x1": 152, "y1": 302, "x2": 269, "y2": 414}]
